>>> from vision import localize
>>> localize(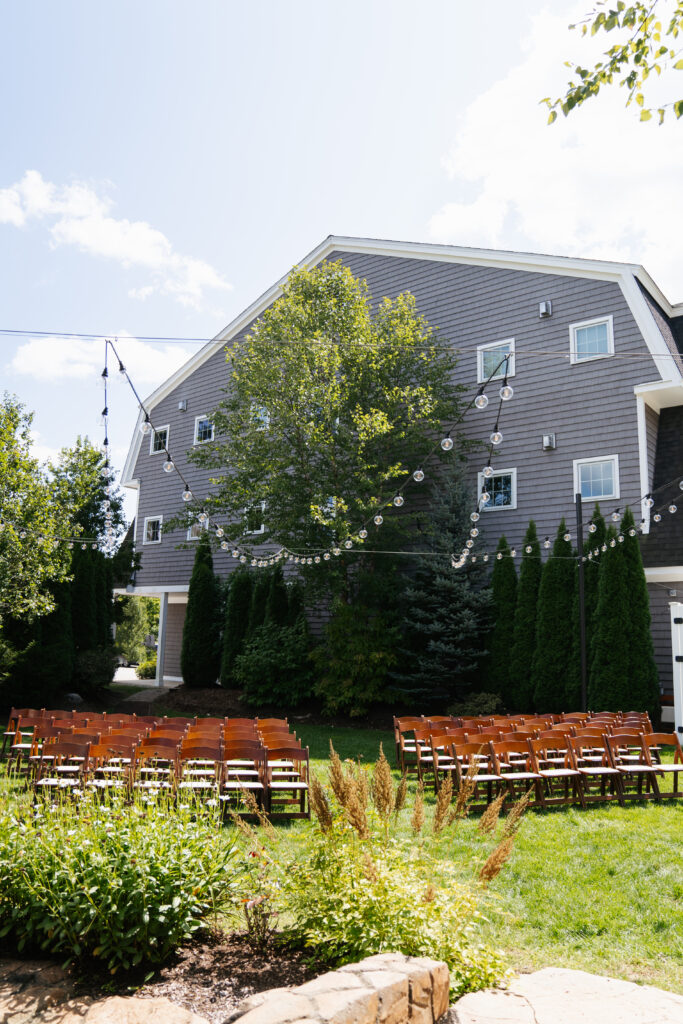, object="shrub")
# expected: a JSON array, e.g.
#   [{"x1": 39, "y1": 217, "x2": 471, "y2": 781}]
[
  {"x1": 181, "y1": 538, "x2": 222, "y2": 688},
  {"x1": 136, "y1": 654, "x2": 157, "y2": 679},
  {"x1": 72, "y1": 646, "x2": 118, "y2": 697},
  {"x1": 447, "y1": 692, "x2": 505, "y2": 718},
  {"x1": 0, "y1": 793, "x2": 241, "y2": 971},
  {"x1": 234, "y1": 616, "x2": 314, "y2": 708}
]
